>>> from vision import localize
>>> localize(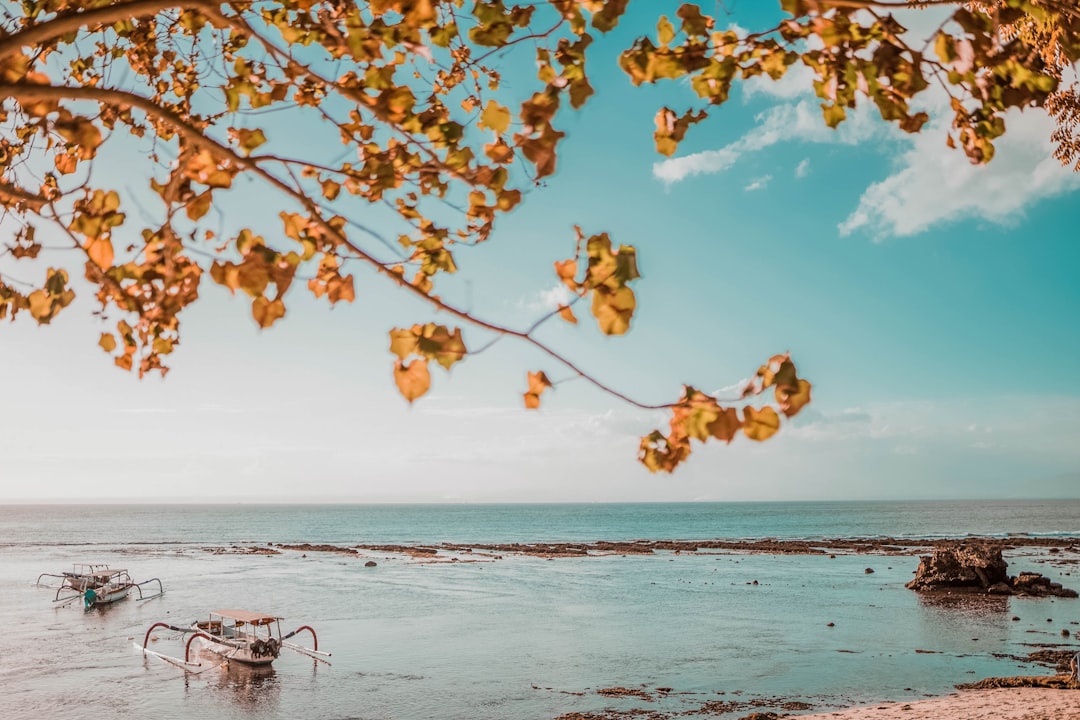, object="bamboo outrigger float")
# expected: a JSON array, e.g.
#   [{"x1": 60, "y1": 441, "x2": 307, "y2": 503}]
[
  {"x1": 139, "y1": 609, "x2": 329, "y2": 671},
  {"x1": 35, "y1": 563, "x2": 165, "y2": 608}
]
